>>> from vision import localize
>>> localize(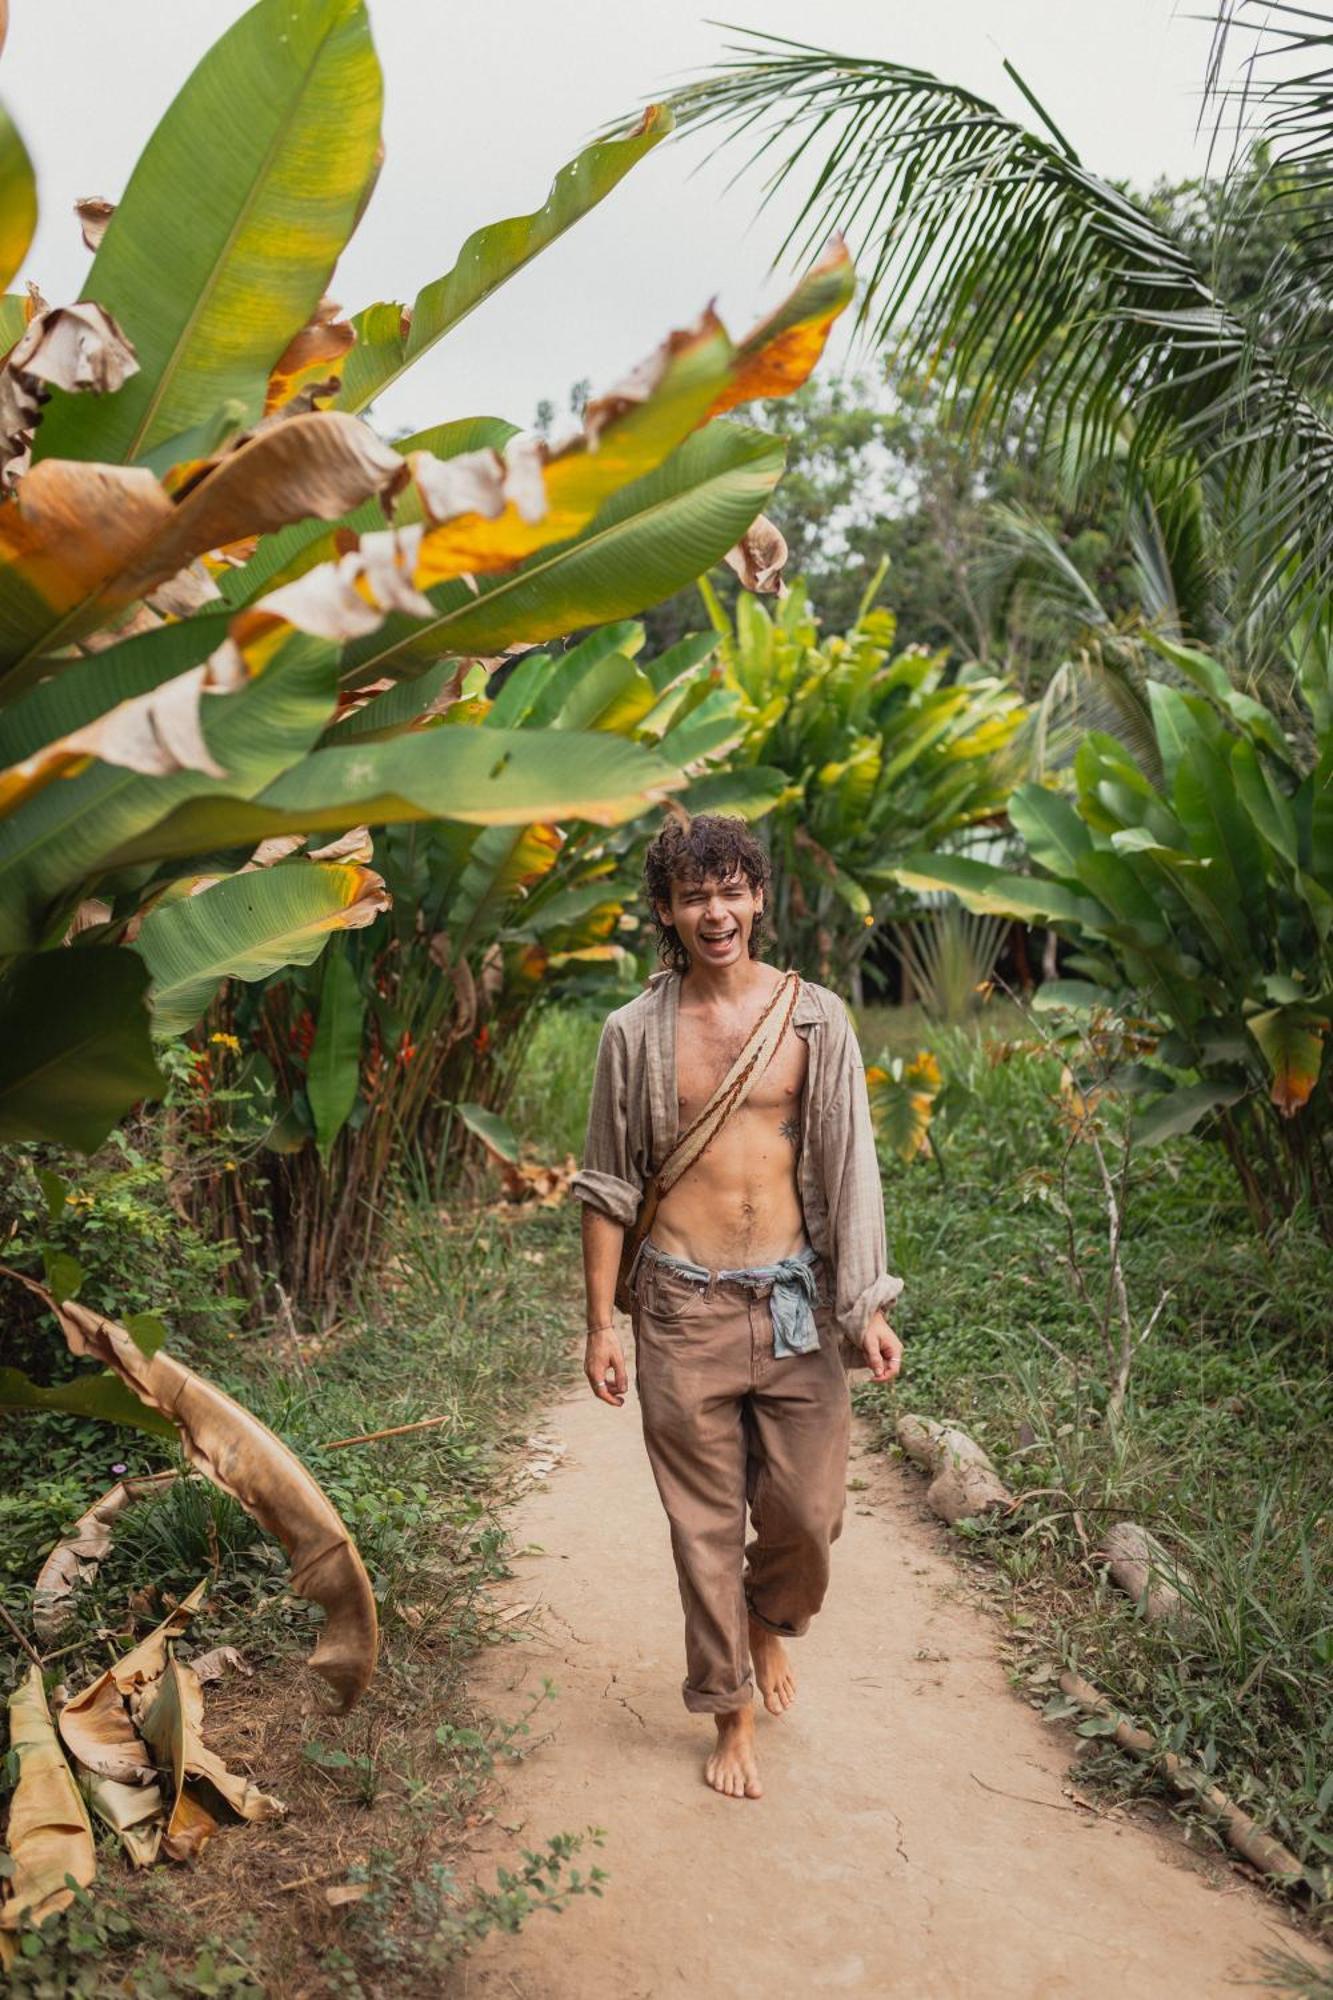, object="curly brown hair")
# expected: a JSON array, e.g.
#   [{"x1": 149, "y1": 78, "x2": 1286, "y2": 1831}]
[{"x1": 642, "y1": 813, "x2": 772, "y2": 973}]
